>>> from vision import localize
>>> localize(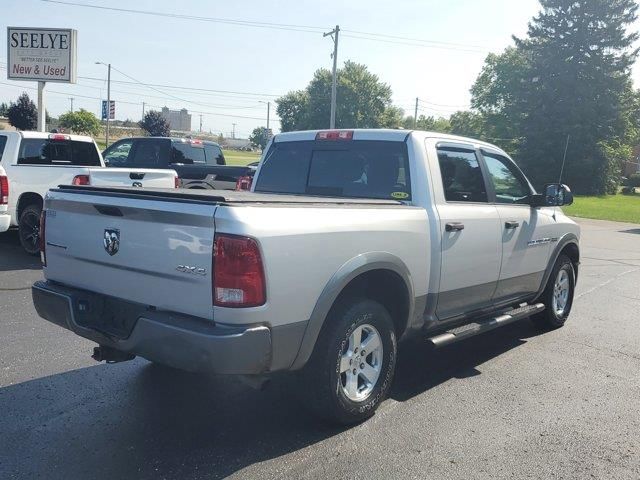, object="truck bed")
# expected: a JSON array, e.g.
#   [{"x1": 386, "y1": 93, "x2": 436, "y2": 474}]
[{"x1": 52, "y1": 185, "x2": 404, "y2": 207}]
